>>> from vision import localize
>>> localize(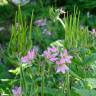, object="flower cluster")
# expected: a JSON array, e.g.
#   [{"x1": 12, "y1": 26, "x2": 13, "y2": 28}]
[
  {"x1": 43, "y1": 47, "x2": 73, "y2": 74},
  {"x1": 43, "y1": 29, "x2": 52, "y2": 36},
  {"x1": 34, "y1": 19, "x2": 47, "y2": 27},
  {"x1": 21, "y1": 48, "x2": 36, "y2": 64},
  {"x1": 12, "y1": 86, "x2": 21, "y2": 96},
  {"x1": 43, "y1": 47, "x2": 59, "y2": 62},
  {"x1": 34, "y1": 19, "x2": 53, "y2": 36}
]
